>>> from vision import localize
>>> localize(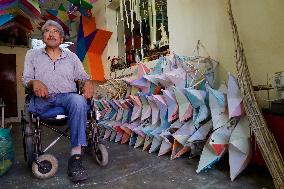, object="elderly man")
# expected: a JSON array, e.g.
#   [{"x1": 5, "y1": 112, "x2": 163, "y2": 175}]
[{"x1": 22, "y1": 20, "x2": 93, "y2": 182}]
